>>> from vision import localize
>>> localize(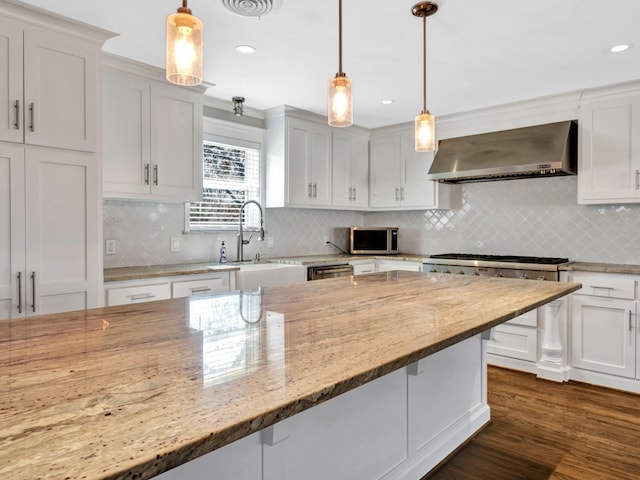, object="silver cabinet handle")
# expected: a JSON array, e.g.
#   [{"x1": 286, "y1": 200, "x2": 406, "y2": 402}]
[
  {"x1": 14, "y1": 100, "x2": 20, "y2": 129},
  {"x1": 17, "y1": 272, "x2": 22, "y2": 314},
  {"x1": 636, "y1": 170, "x2": 640, "y2": 190},
  {"x1": 30, "y1": 271, "x2": 36, "y2": 313},
  {"x1": 348, "y1": 187, "x2": 352, "y2": 200},
  {"x1": 189, "y1": 287, "x2": 211, "y2": 294},
  {"x1": 589, "y1": 285, "x2": 614, "y2": 291},
  {"x1": 353, "y1": 187, "x2": 356, "y2": 200},
  {"x1": 313, "y1": 183, "x2": 317, "y2": 198},
  {"x1": 395, "y1": 187, "x2": 400, "y2": 200},
  {"x1": 127, "y1": 293, "x2": 155, "y2": 301},
  {"x1": 308, "y1": 183, "x2": 312, "y2": 198},
  {"x1": 144, "y1": 163, "x2": 150, "y2": 185},
  {"x1": 29, "y1": 102, "x2": 34, "y2": 132},
  {"x1": 153, "y1": 165, "x2": 158, "y2": 186},
  {"x1": 629, "y1": 310, "x2": 633, "y2": 332}
]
